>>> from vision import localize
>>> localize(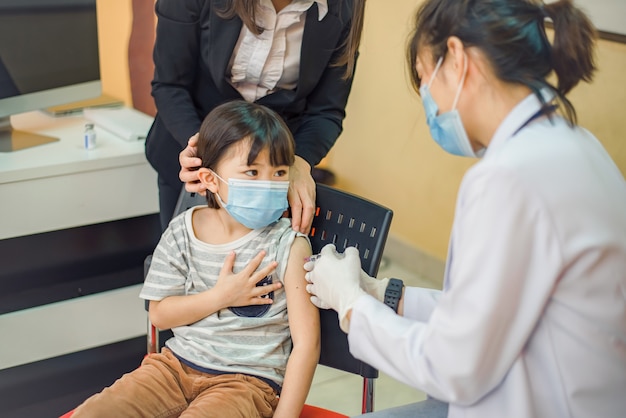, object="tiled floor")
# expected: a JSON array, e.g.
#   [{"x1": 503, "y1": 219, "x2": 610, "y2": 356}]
[{"x1": 304, "y1": 257, "x2": 440, "y2": 416}]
